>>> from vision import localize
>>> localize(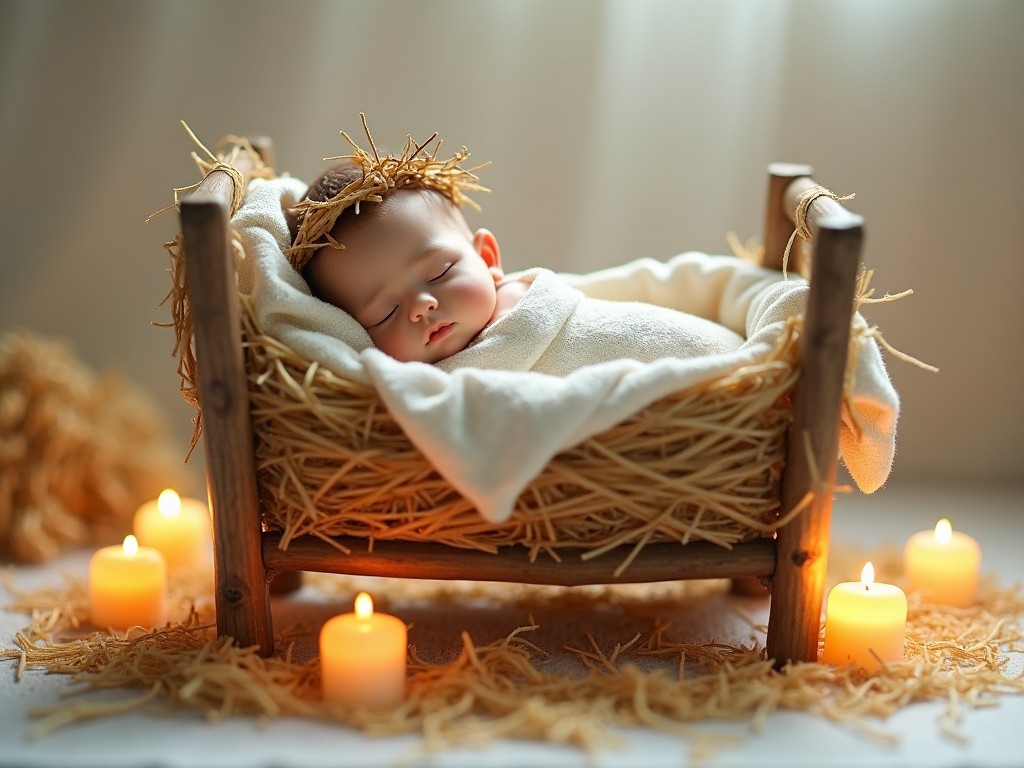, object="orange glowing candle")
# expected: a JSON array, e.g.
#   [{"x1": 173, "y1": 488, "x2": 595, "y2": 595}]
[
  {"x1": 89, "y1": 535, "x2": 168, "y2": 631},
  {"x1": 903, "y1": 518, "x2": 981, "y2": 607},
  {"x1": 133, "y1": 489, "x2": 212, "y2": 570},
  {"x1": 319, "y1": 592, "x2": 407, "y2": 708},
  {"x1": 820, "y1": 562, "x2": 907, "y2": 673}
]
